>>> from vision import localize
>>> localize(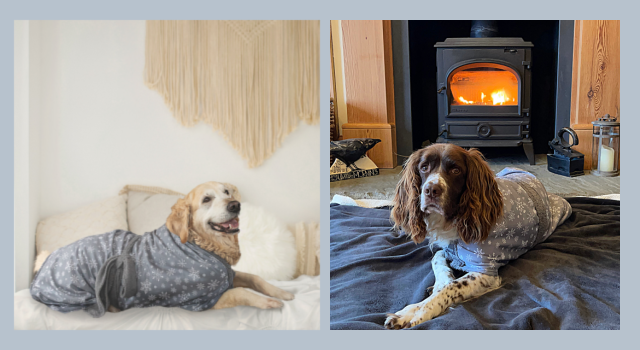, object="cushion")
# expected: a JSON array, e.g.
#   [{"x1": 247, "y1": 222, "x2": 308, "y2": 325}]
[
  {"x1": 35, "y1": 194, "x2": 128, "y2": 255},
  {"x1": 234, "y1": 204, "x2": 297, "y2": 281},
  {"x1": 120, "y1": 184, "x2": 185, "y2": 235},
  {"x1": 127, "y1": 191, "x2": 181, "y2": 234}
]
